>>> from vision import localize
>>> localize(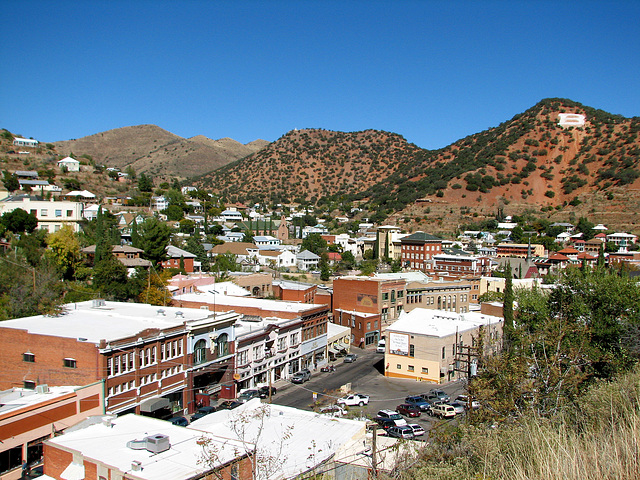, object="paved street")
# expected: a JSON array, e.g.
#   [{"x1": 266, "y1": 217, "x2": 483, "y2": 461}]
[{"x1": 267, "y1": 347, "x2": 468, "y2": 438}]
